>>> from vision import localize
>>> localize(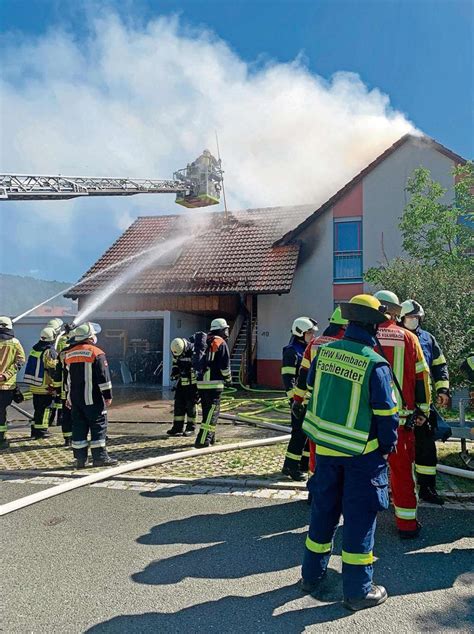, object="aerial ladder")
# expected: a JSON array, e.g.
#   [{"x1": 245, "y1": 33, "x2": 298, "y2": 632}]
[{"x1": 0, "y1": 149, "x2": 223, "y2": 208}]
